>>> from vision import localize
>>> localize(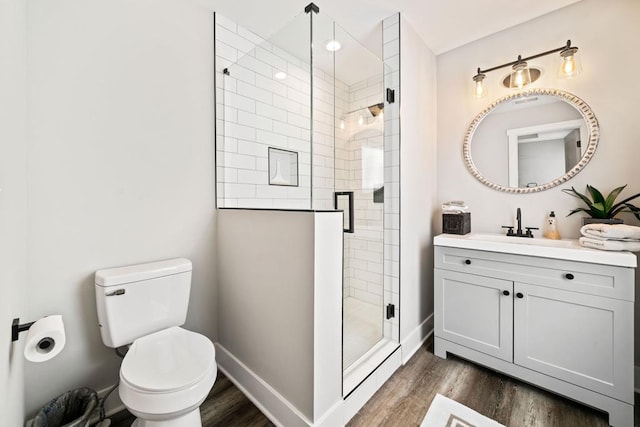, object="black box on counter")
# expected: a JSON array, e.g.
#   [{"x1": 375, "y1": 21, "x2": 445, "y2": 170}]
[{"x1": 442, "y1": 212, "x2": 471, "y2": 235}]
